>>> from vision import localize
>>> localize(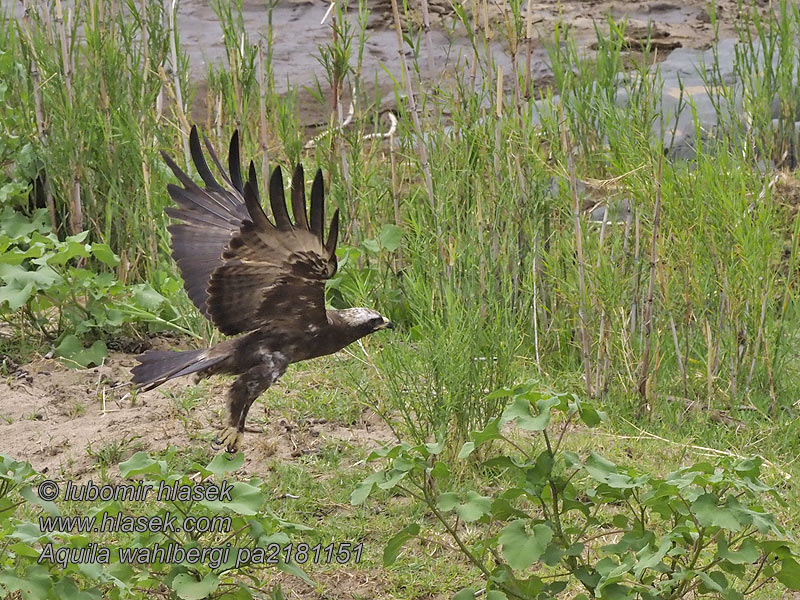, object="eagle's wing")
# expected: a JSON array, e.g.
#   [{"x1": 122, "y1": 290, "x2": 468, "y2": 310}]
[
  {"x1": 162, "y1": 126, "x2": 339, "y2": 336},
  {"x1": 163, "y1": 126, "x2": 250, "y2": 319},
  {"x1": 206, "y1": 163, "x2": 340, "y2": 336}
]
